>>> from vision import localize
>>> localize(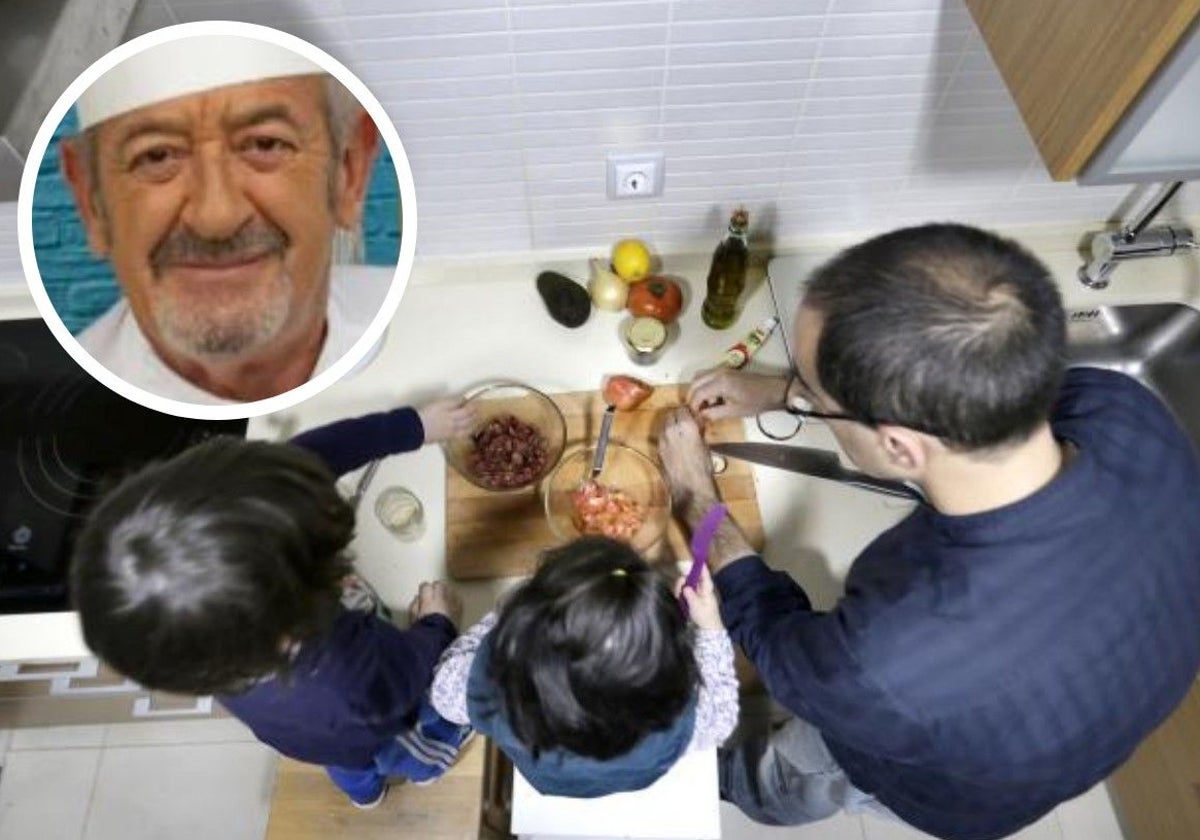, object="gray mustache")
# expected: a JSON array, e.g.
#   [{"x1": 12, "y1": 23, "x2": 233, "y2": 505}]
[{"x1": 151, "y1": 224, "x2": 289, "y2": 272}]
